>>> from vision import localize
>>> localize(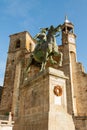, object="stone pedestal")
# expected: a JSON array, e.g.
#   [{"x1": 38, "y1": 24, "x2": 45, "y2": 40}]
[{"x1": 13, "y1": 67, "x2": 75, "y2": 130}]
